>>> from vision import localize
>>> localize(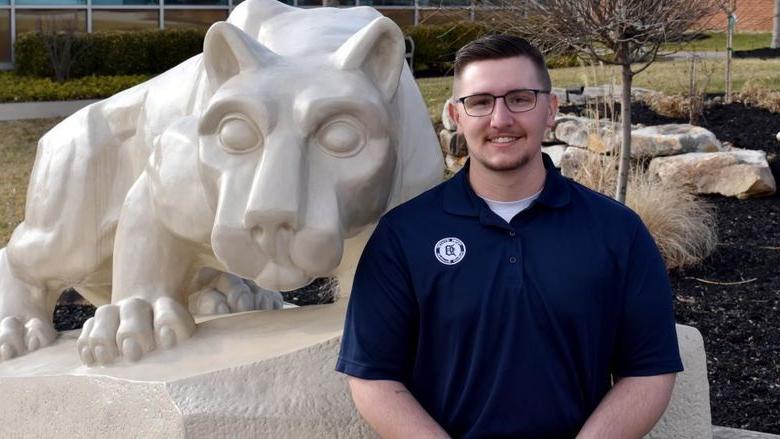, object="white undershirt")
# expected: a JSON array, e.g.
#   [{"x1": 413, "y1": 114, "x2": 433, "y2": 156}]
[{"x1": 481, "y1": 189, "x2": 543, "y2": 223}]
